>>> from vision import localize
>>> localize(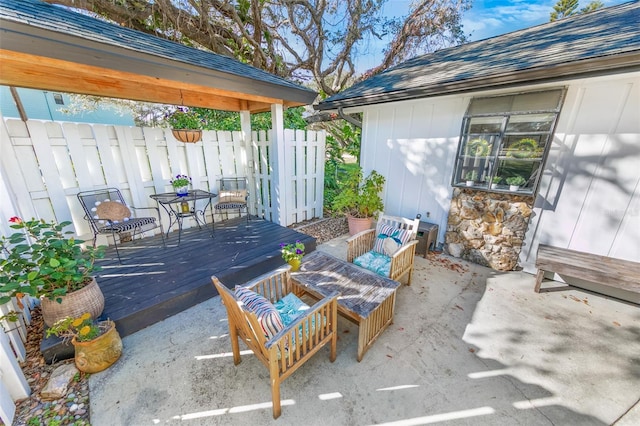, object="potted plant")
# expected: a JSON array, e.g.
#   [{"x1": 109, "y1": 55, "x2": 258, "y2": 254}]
[
  {"x1": 47, "y1": 312, "x2": 122, "y2": 373},
  {"x1": 506, "y1": 176, "x2": 526, "y2": 191},
  {"x1": 280, "y1": 241, "x2": 305, "y2": 271},
  {"x1": 332, "y1": 167, "x2": 385, "y2": 235},
  {"x1": 167, "y1": 107, "x2": 203, "y2": 143},
  {"x1": 0, "y1": 217, "x2": 105, "y2": 327},
  {"x1": 491, "y1": 176, "x2": 503, "y2": 189},
  {"x1": 464, "y1": 170, "x2": 478, "y2": 186},
  {"x1": 170, "y1": 174, "x2": 192, "y2": 196}
]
